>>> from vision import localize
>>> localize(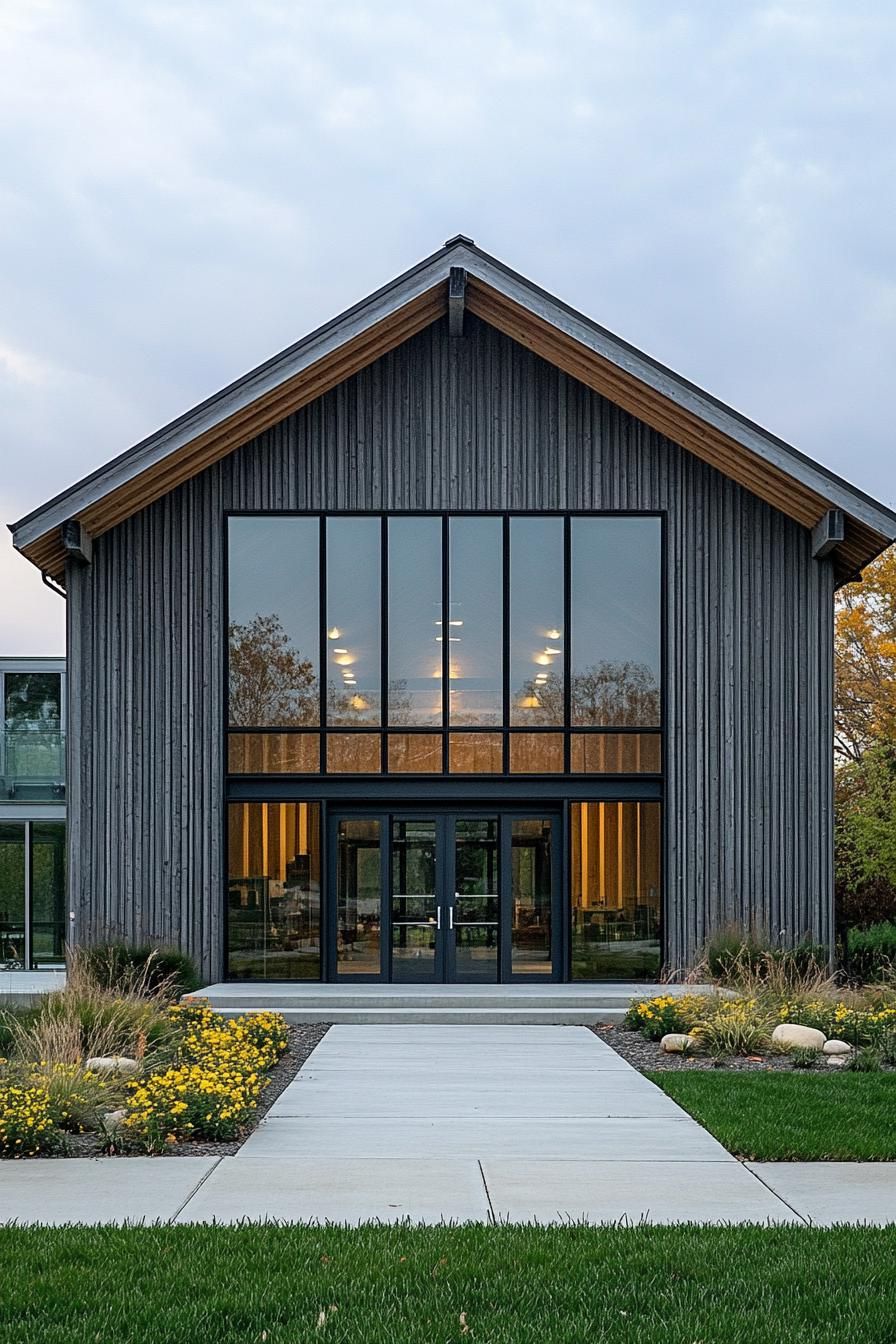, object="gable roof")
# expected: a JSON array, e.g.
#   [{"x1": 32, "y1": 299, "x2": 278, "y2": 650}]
[{"x1": 10, "y1": 235, "x2": 896, "y2": 583}]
